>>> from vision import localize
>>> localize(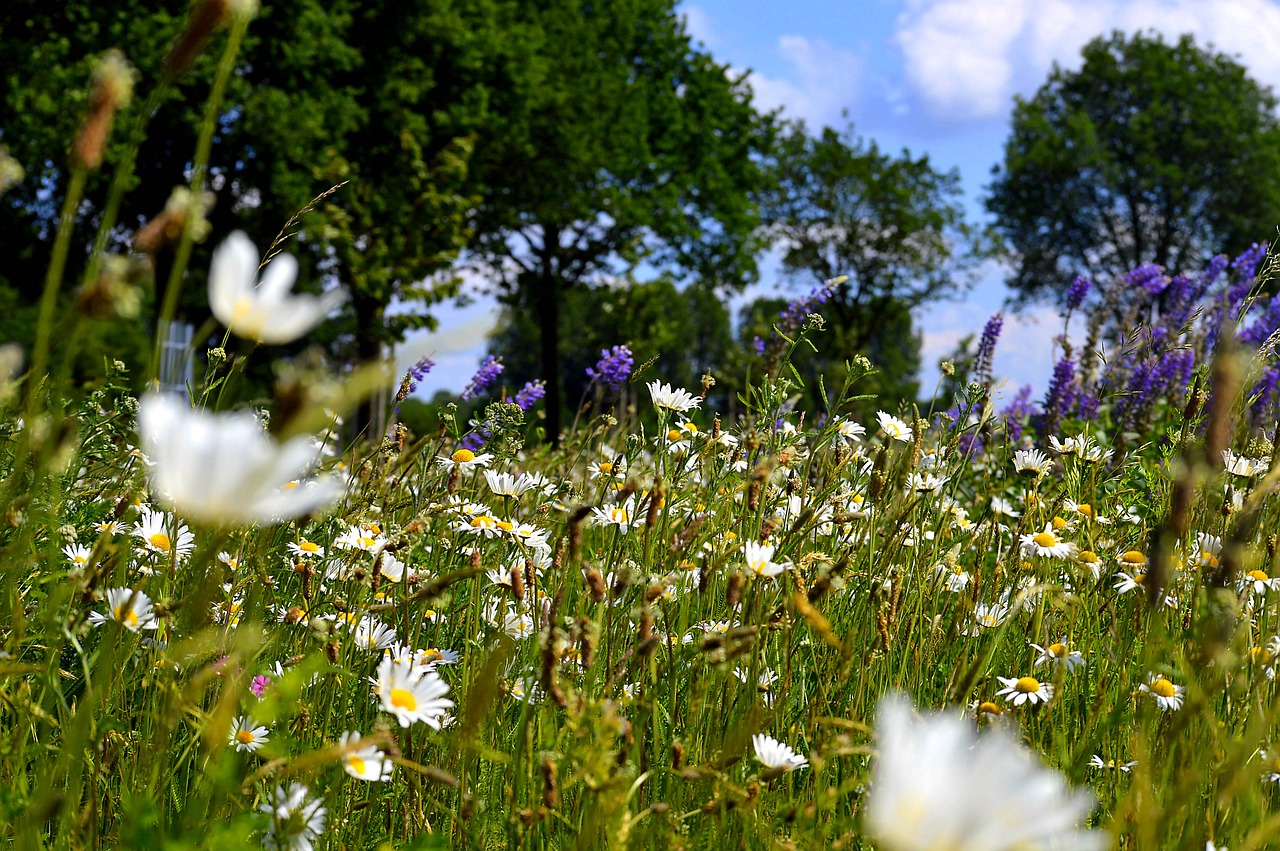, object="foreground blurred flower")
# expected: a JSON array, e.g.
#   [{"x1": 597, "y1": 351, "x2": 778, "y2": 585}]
[
  {"x1": 208, "y1": 232, "x2": 345, "y2": 344},
  {"x1": 88, "y1": 587, "x2": 158, "y2": 632},
  {"x1": 866, "y1": 693, "x2": 1106, "y2": 851},
  {"x1": 376, "y1": 656, "x2": 453, "y2": 729},
  {"x1": 138, "y1": 394, "x2": 341, "y2": 526},
  {"x1": 261, "y1": 783, "x2": 326, "y2": 851},
  {"x1": 339, "y1": 732, "x2": 394, "y2": 782},
  {"x1": 752, "y1": 734, "x2": 808, "y2": 774}
]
